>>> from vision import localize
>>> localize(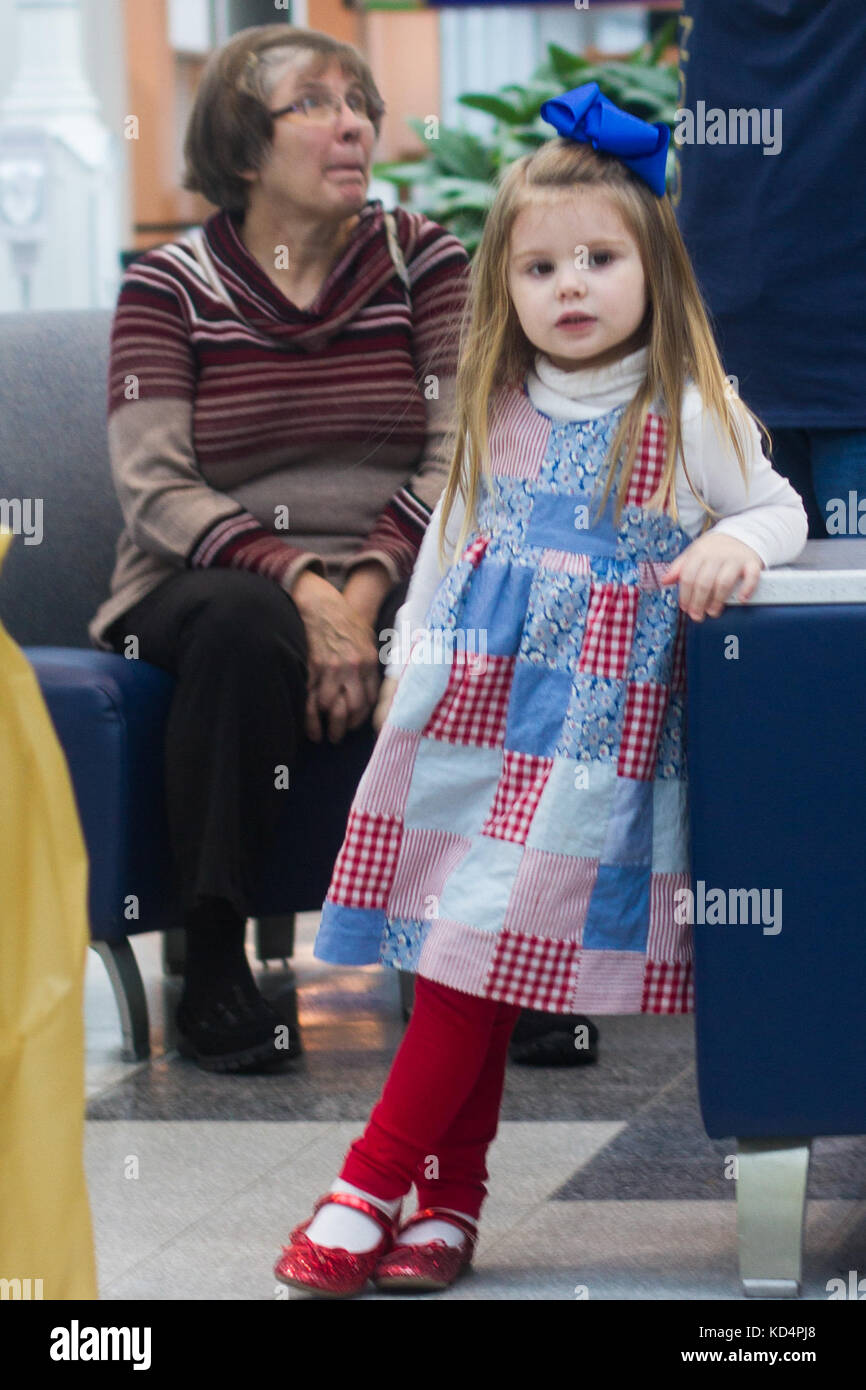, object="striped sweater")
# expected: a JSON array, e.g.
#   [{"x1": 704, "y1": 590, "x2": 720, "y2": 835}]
[{"x1": 89, "y1": 200, "x2": 470, "y2": 648}]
